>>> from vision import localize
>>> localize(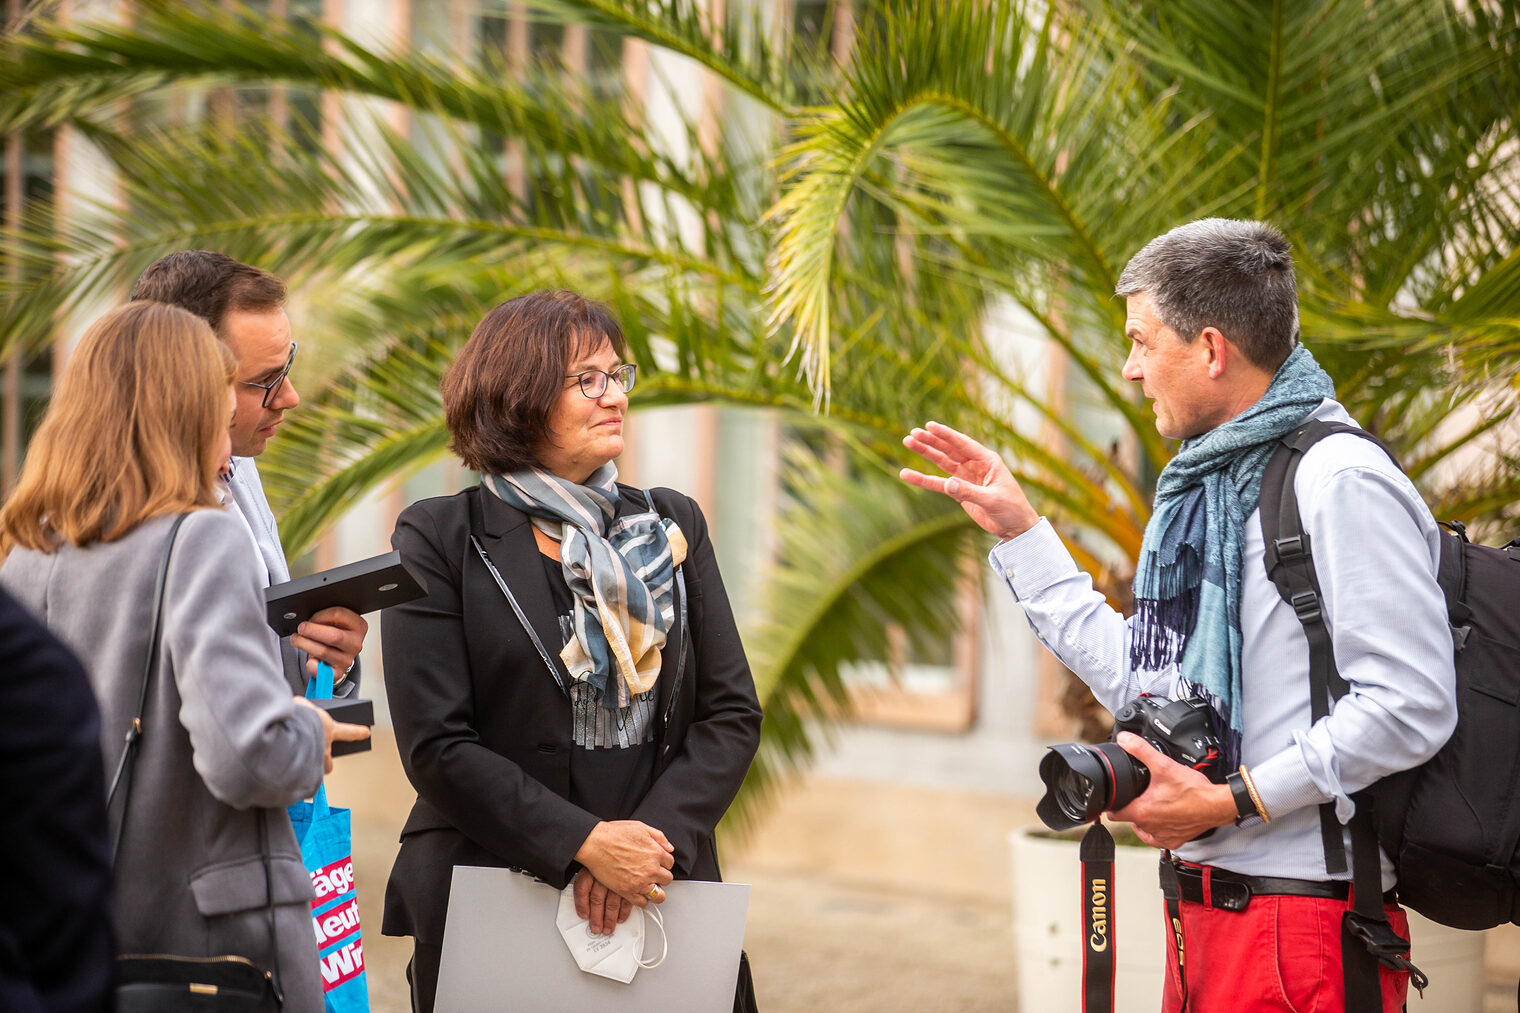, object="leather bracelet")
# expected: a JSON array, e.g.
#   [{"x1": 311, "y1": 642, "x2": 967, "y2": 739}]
[
  {"x1": 1238, "y1": 764, "x2": 1270, "y2": 822},
  {"x1": 1226, "y1": 770, "x2": 1257, "y2": 824}
]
